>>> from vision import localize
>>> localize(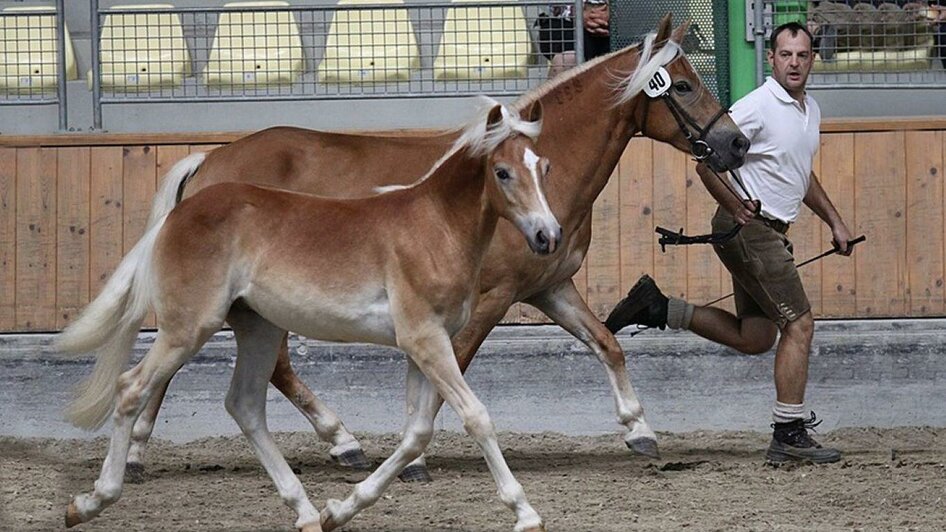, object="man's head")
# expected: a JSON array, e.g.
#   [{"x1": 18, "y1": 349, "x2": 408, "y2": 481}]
[{"x1": 767, "y1": 22, "x2": 814, "y2": 100}]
